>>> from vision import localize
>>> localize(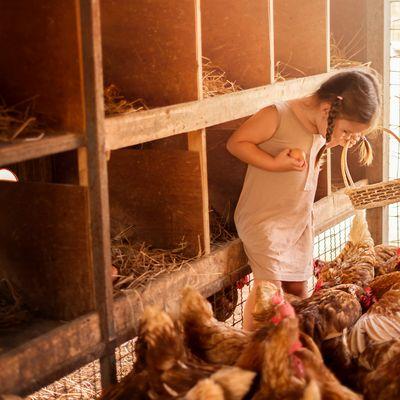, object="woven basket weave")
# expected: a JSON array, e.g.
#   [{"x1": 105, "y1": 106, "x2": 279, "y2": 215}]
[{"x1": 342, "y1": 128, "x2": 400, "y2": 210}]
